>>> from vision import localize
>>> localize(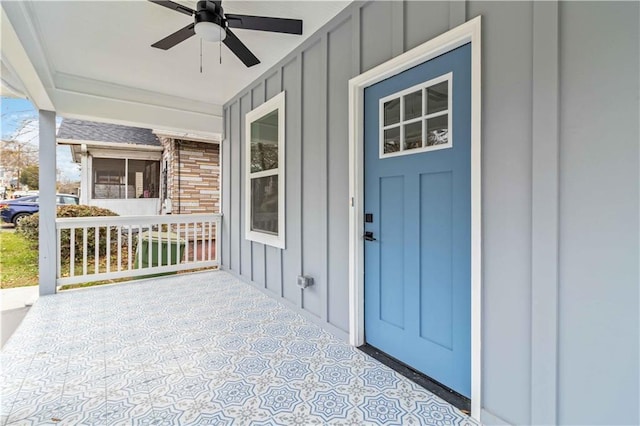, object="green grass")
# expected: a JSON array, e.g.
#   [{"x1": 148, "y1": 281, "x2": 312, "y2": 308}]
[
  {"x1": 0, "y1": 231, "x2": 39, "y2": 288},
  {"x1": 0, "y1": 229, "x2": 133, "y2": 290},
  {"x1": 0, "y1": 230, "x2": 216, "y2": 290}
]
